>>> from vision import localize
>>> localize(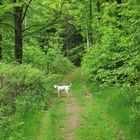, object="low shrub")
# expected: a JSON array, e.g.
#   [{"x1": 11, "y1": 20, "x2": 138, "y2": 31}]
[
  {"x1": 0, "y1": 63, "x2": 47, "y2": 139},
  {"x1": 0, "y1": 60, "x2": 71, "y2": 139},
  {"x1": 23, "y1": 45, "x2": 74, "y2": 75},
  {"x1": 51, "y1": 54, "x2": 74, "y2": 74}
]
